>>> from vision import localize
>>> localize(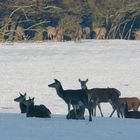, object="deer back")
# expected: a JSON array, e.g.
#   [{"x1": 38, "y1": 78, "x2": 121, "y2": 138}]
[
  {"x1": 119, "y1": 97, "x2": 140, "y2": 111},
  {"x1": 87, "y1": 88, "x2": 120, "y2": 102}
]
